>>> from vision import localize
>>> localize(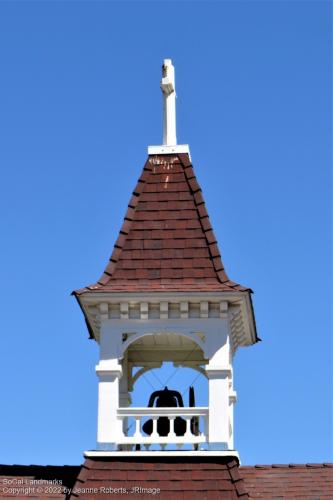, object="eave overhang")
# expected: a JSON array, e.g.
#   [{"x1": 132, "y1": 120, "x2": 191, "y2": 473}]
[{"x1": 73, "y1": 290, "x2": 258, "y2": 350}]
